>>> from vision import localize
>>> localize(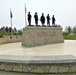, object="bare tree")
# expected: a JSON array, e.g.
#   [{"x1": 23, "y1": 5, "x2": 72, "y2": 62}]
[
  {"x1": 65, "y1": 26, "x2": 72, "y2": 35},
  {"x1": 73, "y1": 26, "x2": 76, "y2": 35}
]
